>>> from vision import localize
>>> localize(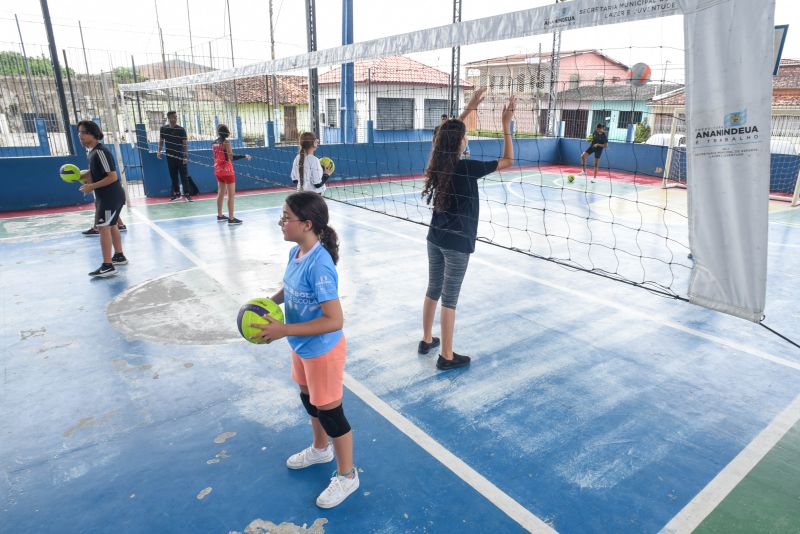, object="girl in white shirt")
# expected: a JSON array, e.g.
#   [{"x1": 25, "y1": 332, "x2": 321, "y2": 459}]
[{"x1": 291, "y1": 132, "x2": 332, "y2": 194}]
